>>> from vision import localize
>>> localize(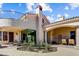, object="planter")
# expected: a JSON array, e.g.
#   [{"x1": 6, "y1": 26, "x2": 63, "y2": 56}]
[{"x1": 17, "y1": 46, "x2": 57, "y2": 53}]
